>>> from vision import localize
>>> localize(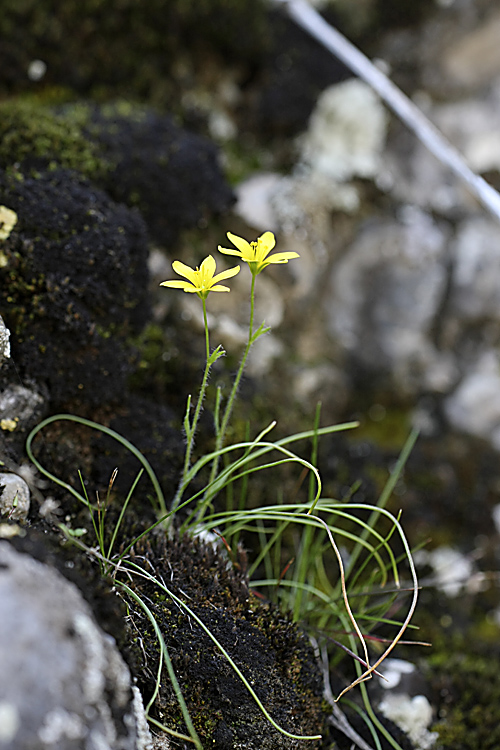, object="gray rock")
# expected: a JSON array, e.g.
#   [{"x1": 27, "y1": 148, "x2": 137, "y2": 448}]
[
  {"x1": 327, "y1": 208, "x2": 453, "y2": 393},
  {"x1": 444, "y1": 351, "x2": 500, "y2": 449},
  {"x1": 0, "y1": 473, "x2": 30, "y2": 521},
  {"x1": 448, "y1": 217, "x2": 500, "y2": 323},
  {"x1": 0, "y1": 384, "x2": 45, "y2": 432},
  {"x1": 437, "y1": 218, "x2": 500, "y2": 445},
  {"x1": 383, "y1": 76, "x2": 500, "y2": 217},
  {"x1": 298, "y1": 78, "x2": 388, "y2": 183},
  {"x1": 438, "y1": 9, "x2": 500, "y2": 91},
  {"x1": 0, "y1": 542, "x2": 154, "y2": 750}
]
